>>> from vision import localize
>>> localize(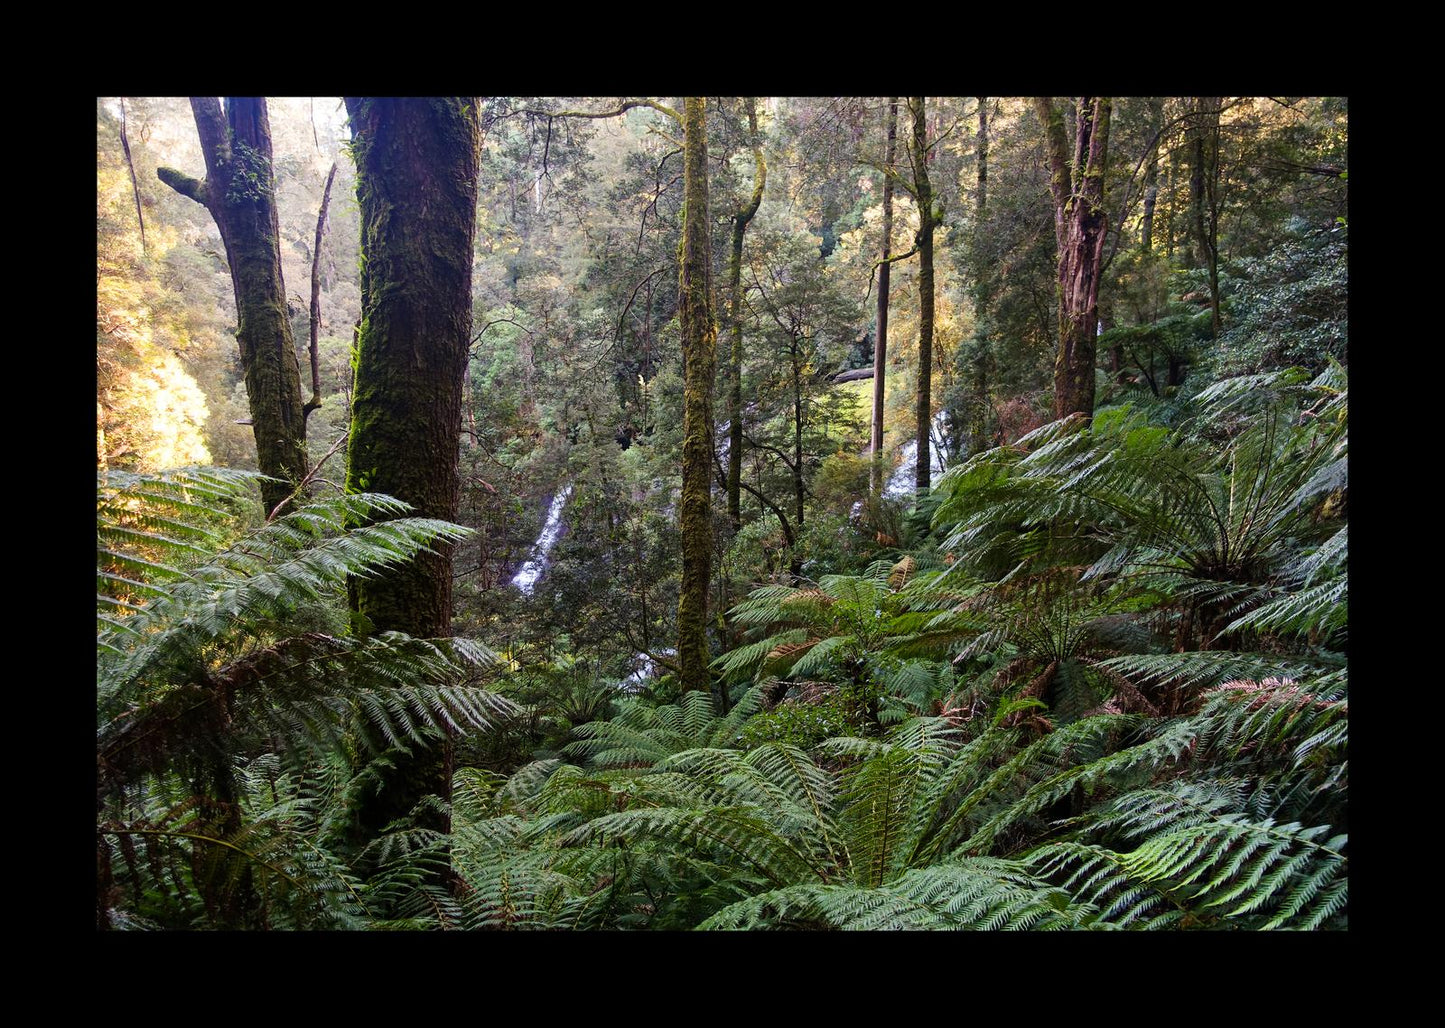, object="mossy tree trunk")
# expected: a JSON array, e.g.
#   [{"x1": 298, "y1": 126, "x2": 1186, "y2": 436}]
[
  {"x1": 790, "y1": 337, "x2": 805, "y2": 530},
  {"x1": 342, "y1": 96, "x2": 482, "y2": 837},
  {"x1": 677, "y1": 97, "x2": 717, "y2": 696},
  {"x1": 1036, "y1": 96, "x2": 1111, "y2": 420},
  {"x1": 726, "y1": 98, "x2": 766, "y2": 529},
  {"x1": 870, "y1": 98, "x2": 898, "y2": 497},
  {"x1": 908, "y1": 97, "x2": 937, "y2": 493},
  {"x1": 157, "y1": 97, "x2": 308, "y2": 515},
  {"x1": 965, "y1": 97, "x2": 991, "y2": 456},
  {"x1": 1190, "y1": 96, "x2": 1223, "y2": 338}
]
